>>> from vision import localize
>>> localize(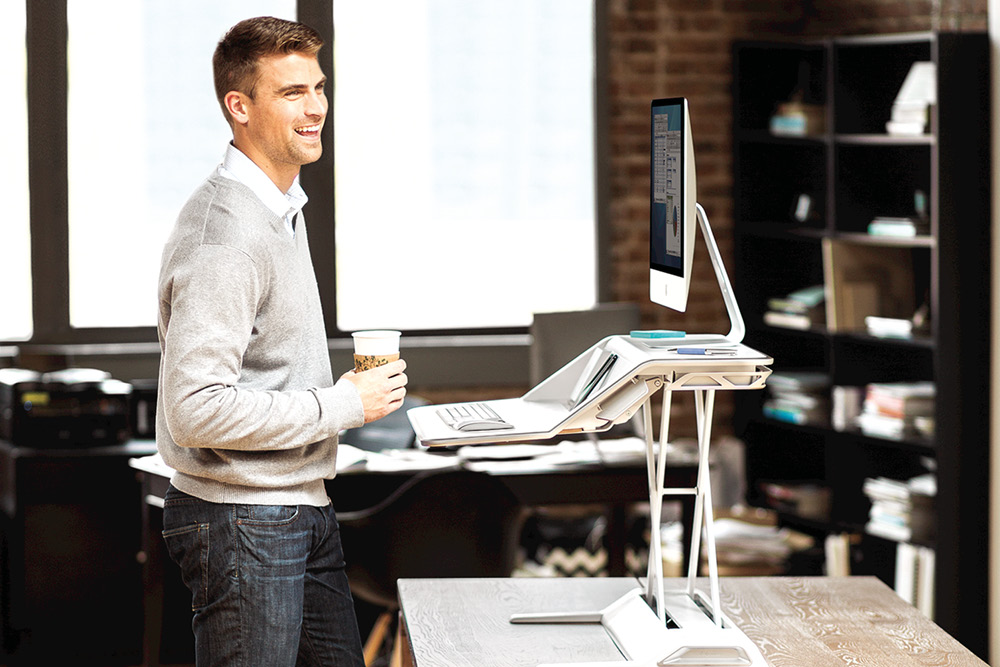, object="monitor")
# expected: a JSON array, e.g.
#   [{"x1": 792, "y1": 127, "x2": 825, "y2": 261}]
[
  {"x1": 649, "y1": 97, "x2": 696, "y2": 312},
  {"x1": 646, "y1": 97, "x2": 746, "y2": 346}
]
